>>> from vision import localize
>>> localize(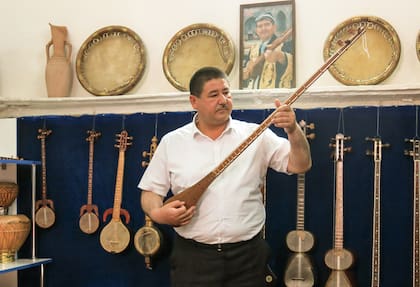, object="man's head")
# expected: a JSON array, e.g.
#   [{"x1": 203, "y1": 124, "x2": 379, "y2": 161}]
[
  {"x1": 189, "y1": 66, "x2": 229, "y2": 98},
  {"x1": 189, "y1": 67, "x2": 232, "y2": 128},
  {"x1": 255, "y1": 12, "x2": 276, "y2": 42}
]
